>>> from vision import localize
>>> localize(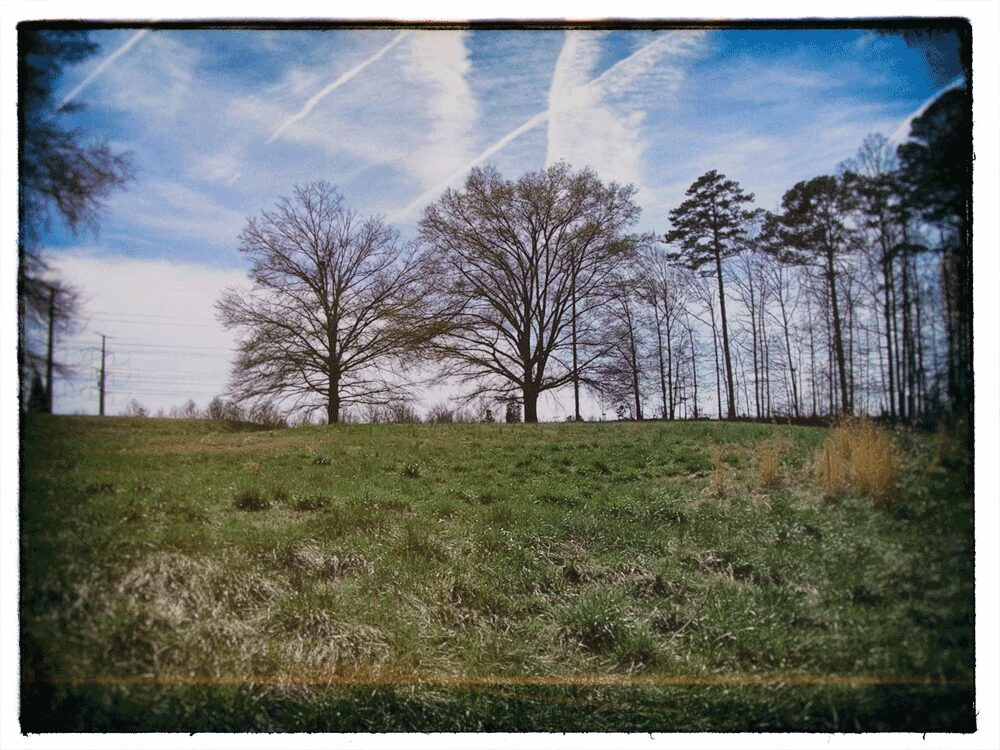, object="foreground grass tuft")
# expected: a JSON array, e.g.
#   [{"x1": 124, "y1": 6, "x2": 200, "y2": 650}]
[
  {"x1": 233, "y1": 489, "x2": 271, "y2": 511},
  {"x1": 813, "y1": 418, "x2": 899, "y2": 503}
]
